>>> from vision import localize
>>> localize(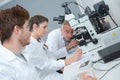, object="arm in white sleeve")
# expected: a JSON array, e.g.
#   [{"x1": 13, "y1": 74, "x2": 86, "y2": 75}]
[
  {"x1": 42, "y1": 59, "x2": 65, "y2": 71},
  {"x1": 23, "y1": 43, "x2": 65, "y2": 71}
]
